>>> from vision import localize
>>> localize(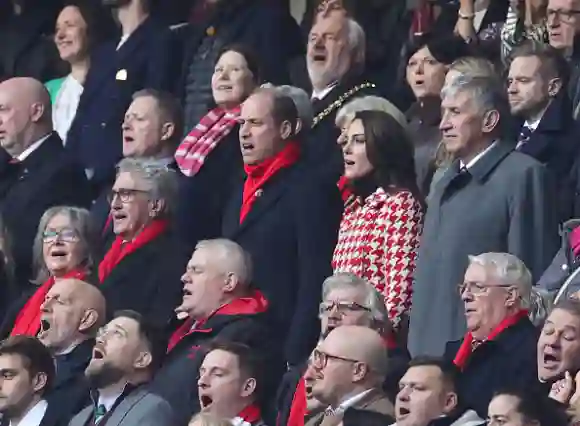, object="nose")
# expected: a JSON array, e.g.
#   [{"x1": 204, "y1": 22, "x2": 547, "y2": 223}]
[
  {"x1": 507, "y1": 80, "x2": 518, "y2": 94},
  {"x1": 416, "y1": 61, "x2": 425, "y2": 75},
  {"x1": 397, "y1": 386, "x2": 411, "y2": 401},
  {"x1": 198, "y1": 372, "x2": 209, "y2": 388},
  {"x1": 439, "y1": 115, "x2": 452, "y2": 131},
  {"x1": 303, "y1": 362, "x2": 318, "y2": 380},
  {"x1": 239, "y1": 123, "x2": 251, "y2": 140},
  {"x1": 181, "y1": 272, "x2": 190, "y2": 285},
  {"x1": 40, "y1": 297, "x2": 52, "y2": 313}
]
